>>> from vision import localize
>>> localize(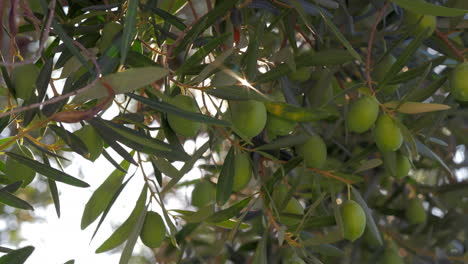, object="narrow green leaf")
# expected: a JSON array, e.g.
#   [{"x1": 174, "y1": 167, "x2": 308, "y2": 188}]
[
  {"x1": 316, "y1": 7, "x2": 362, "y2": 63},
  {"x1": 101, "y1": 120, "x2": 171, "y2": 151},
  {"x1": 128, "y1": 93, "x2": 230, "y2": 126},
  {"x1": 81, "y1": 157, "x2": 131, "y2": 229},
  {"x1": 96, "y1": 185, "x2": 147, "y2": 253},
  {"x1": 415, "y1": 139, "x2": 453, "y2": 178},
  {"x1": 162, "y1": 140, "x2": 211, "y2": 194},
  {"x1": 51, "y1": 20, "x2": 94, "y2": 74},
  {"x1": 207, "y1": 197, "x2": 252, "y2": 223},
  {"x1": 119, "y1": 206, "x2": 147, "y2": 264},
  {"x1": 102, "y1": 149, "x2": 128, "y2": 173},
  {"x1": 383, "y1": 101, "x2": 451, "y2": 114},
  {"x1": 147, "y1": 6, "x2": 186, "y2": 31},
  {"x1": 406, "y1": 76, "x2": 447, "y2": 102},
  {"x1": 0, "y1": 246, "x2": 34, "y2": 264},
  {"x1": 5, "y1": 152, "x2": 89, "y2": 188},
  {"x1": 48, "y1": 179, "x2": 60, "y2": 217},
  {"x1": 206, "y1": 85, "x2": 271, "y2": 102},
  {"x1": 391, "y1": 0, "x2": 468, "y2": 17},
  {"x1": 176, "y1": 33, "x2": 230, "y2": 74},
  {"x1": 49, "y1": 125, "x2": 89, "y2": 157},
  {"x1": 74, "y1": 67, "x2": 169, "y2": 103},
  {"x1": 121, "y1": 0, "x2": 138, "y2": 64},
  {"x1": 0, "y1": 190, "x2": 33, "y2": 210},
  {"x1": 216, "y1": 147, "x2": 235, "y2": 205},
  {"x1": 171, "y1": 0, "x2": 240, "y2": 56},
  {"x1": 91, "y1": 176, "x2": 134, "y2": 240},
  {"x1": 354, "y1": 159, "x2": 383, "y2": 174},
  {"x1": 256, "y1": 134, "x2": 309, "y2": 151},
  {"x1": 380, "y1": 28, "x2": 430, "y2": 87},
  {"x1": 351, "y1": 187, "x2": 383, "y2": 246}
]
